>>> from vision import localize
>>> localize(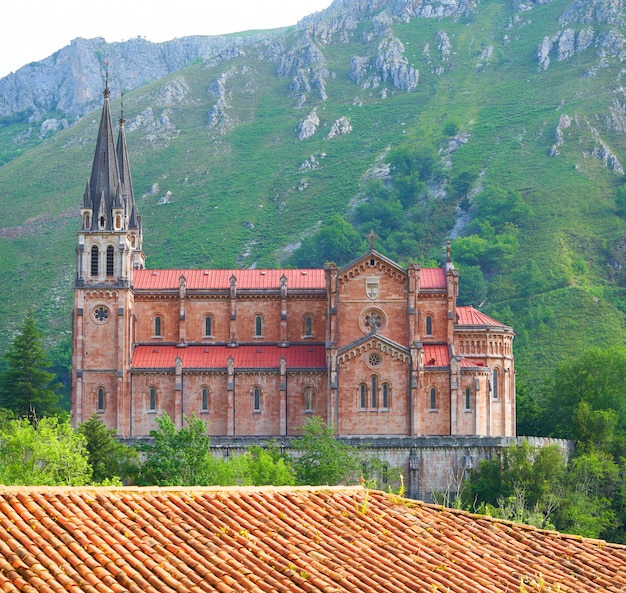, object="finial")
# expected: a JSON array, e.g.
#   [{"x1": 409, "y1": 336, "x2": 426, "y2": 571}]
[
  {"x1": 367, "y1": 229, "x2": 379, "y2": 251},
  {"x1": 119, "y1": 92, "x2": 125, "y2": 126},
  {"x1": 446, "y1": 241, "x2": 451, "y2": 262},
  {"x1": 104, "y1": 62, "x2": 110, "y2": 99}
]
